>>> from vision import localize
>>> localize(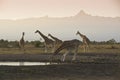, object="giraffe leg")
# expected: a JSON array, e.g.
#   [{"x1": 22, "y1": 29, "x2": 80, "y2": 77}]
[
  {"x1": 83, "y1": 45, "x2": 86, "y2": 53},
  {"x1": 20, "y1": 45, "x2": 25, "y2": 54},
  {"x1": 49, "y1": 54, "x2": 54, "y2": 63},
  {"x1": 85, "y1": 45, "x2": 89, "y2": 53},
  {"x1": 85, "y1": 47, "x2": 86, "y2": 52},
  {"x1": 44, "y1": 43, "x2": 47, "y2": 53},
  {"x1": 86, "y1": 45, "x2": 89, "y2": 52},
  {"x1": 51, "y1": 44, "x2": 55, "y2": 53},
  {"x1": 23, "y1": 46, "x2": 25, "y2": 54},
  {"x1": 45, "y1": 46, "x2": 47, "y2": 53},
  {"x1": 61, "y1": 51, "x2": 69, "y2": 62},
  {"x1": 72, "y1": 47, "x2": 78, "y2": 61},
  {"x1": 72, "y1": 53, "x2": 77, "y2": 61}
]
